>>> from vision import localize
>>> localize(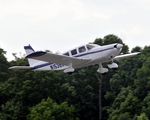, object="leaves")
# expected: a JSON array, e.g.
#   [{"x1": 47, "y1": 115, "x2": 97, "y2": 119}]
[
  {"x1": 1, "y1": 35, "x2": 150, "y2": 120},
  {"x1": 27, "y1": 98, "x2": 78, "y2": 120}
]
